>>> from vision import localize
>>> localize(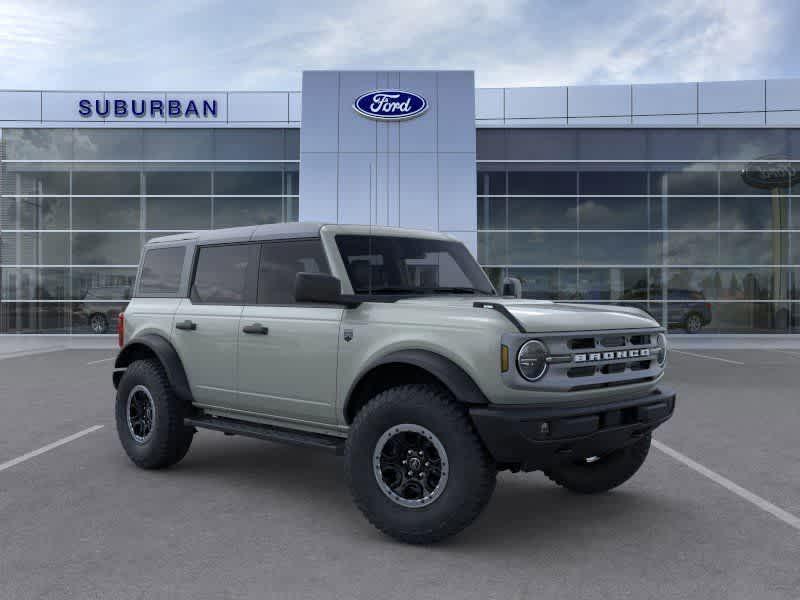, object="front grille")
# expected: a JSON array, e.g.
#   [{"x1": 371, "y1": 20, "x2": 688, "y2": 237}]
[{"x1": 504, "y1": 328, "x2": 664, "y2": 393}]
